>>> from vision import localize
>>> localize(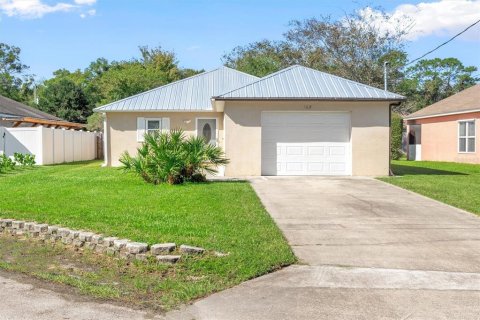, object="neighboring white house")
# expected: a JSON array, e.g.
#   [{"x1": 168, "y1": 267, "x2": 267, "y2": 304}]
[
  {"x1": 95, "y1": 65, "x2": 405, "y2": 177},
  {"x1": 0, "y1": 94, "x2": 99, "y2": 165}
]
